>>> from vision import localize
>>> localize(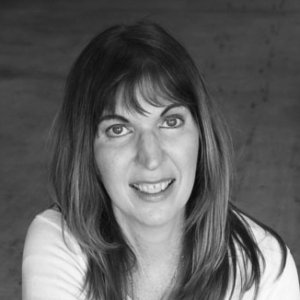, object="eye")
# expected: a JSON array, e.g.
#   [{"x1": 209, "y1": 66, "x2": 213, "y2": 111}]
[
  {"x1": 161, "y1": 115, "x2": 184, "y2": 129},
  {"x1": 106, "y1": 124, "x2": 132, "y2": 137}
]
